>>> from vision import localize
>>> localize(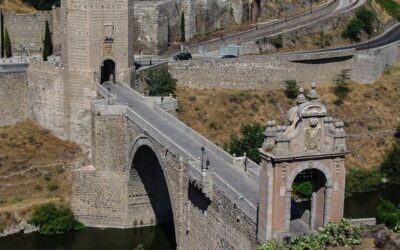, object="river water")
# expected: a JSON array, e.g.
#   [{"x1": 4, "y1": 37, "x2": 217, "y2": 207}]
[{"x1": 0, "y1": 184, "x2": 398, "y2": 250}]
